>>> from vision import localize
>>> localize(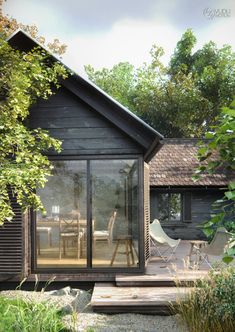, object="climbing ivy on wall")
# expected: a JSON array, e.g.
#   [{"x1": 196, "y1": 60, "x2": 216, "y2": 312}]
[{"x1": 0, "y1": 23, "x2": 67, "y2": 224}]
